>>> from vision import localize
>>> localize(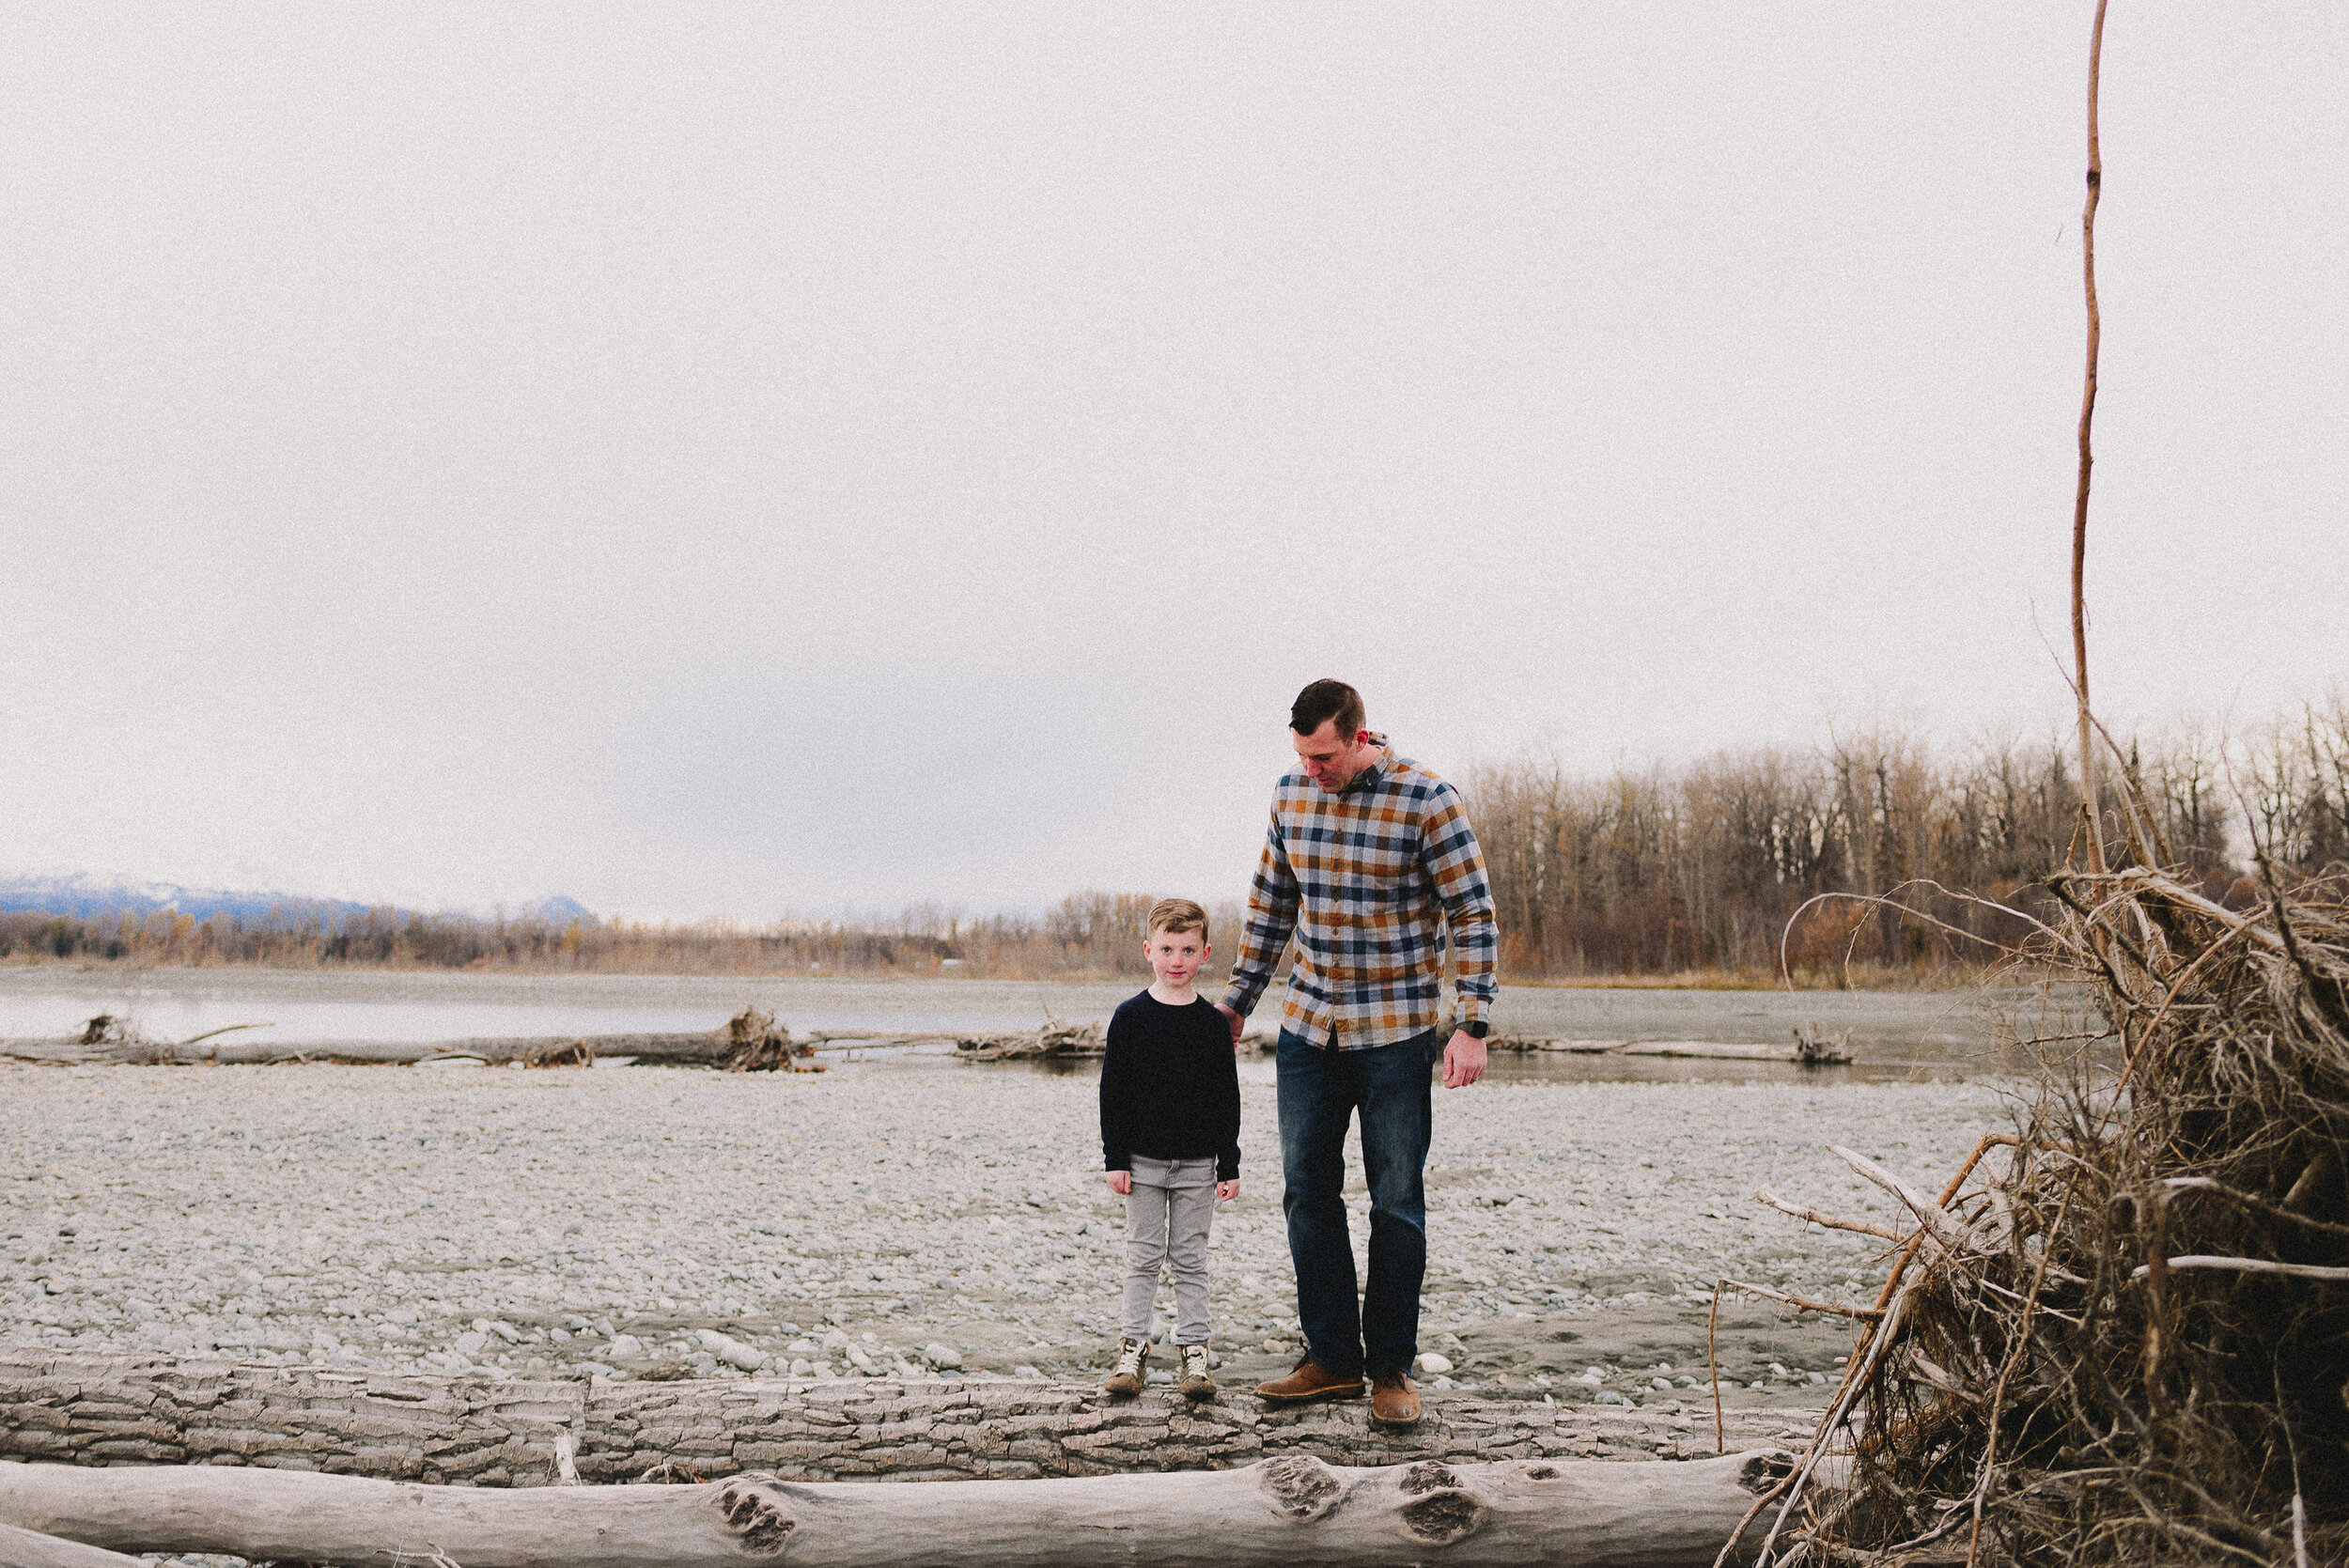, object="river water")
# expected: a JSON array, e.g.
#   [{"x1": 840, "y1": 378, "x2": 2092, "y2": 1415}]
[{"x1": 0, "y1": 967, "x2": 2092, "y2": 1084}]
